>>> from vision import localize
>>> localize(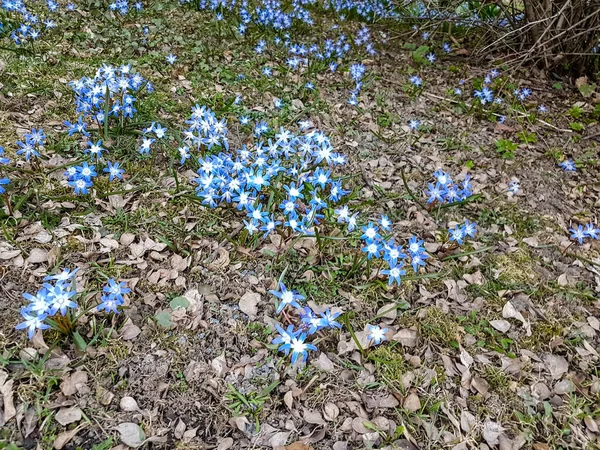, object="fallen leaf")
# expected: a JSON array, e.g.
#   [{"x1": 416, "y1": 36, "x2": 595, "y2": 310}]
[
  {"x1": 323, "y1": 402, "x2": 339, "y2": 421},
  {"x1": 502, "y1": 301, "x2": 531, "y2": 336},
  {"x1": 303, "y1": 408, "x2": 325, "y2": 425},
  {"x1": 26, "y1": 248, "x2": 48, "y2": 263},
  {"x1": 286, "y1": 443, "x2": 314, "y2": 450},
  {"x1": 0, "y1": 377, "x2": 16, "y2": 422},
  {"x1": 174, "y1": 419, "x2": 186, "y2": 439},
  {"x1": 55, "y1": 407, "x2": 82, "y2": 426},
  {"x1": 239, "y1": 292, "x2": 261, "y2": 319},
  {"x1": 119, "y1": 396, "x2": 140, "y2": 412},
  {"x1": 113, "y1": 422, "x2": 146, "y2": 448},
  {"x1": 460, "y1": 410, "x2": 476, "y2": 433},
  {"x1": 269, "y1": 431, "x2": 291, "y2": 447},
  {"x1": 23, "y1": 406, "x2": 37, "y2": 438},
  {"x1": 120, "y1": 323, "x2": 141, "y2": 341},
  {"x1": 61, "y1": 371, "x2": 89, "y2": 396},
  {"x1": 211, "y1": 354, "x2": 228, "y2": 377},
  {"x1": 482, "y1": 420, "x2": 504, "y2": 447},
  {"x1": 543, "y1": 354, "x2": 568, "y2": 380},
  {"x1": 54, "y1": 424, "x2": 86, "y2": 449},
  {"x1": 217, "y1": 437, "x2": 234, "y2": 450},
  {"x1": 403, "y1": 393, "x2": 421, "y2": 412},
  {"x1": 490, "y1": 320, "x2": 511, "y2": 333},
  {"x1": 392, "y1": 329, "x2": 418, "y2": 348},
  {"x1": 311, "y1": 353, "x2": 335, "y2": 372}
]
